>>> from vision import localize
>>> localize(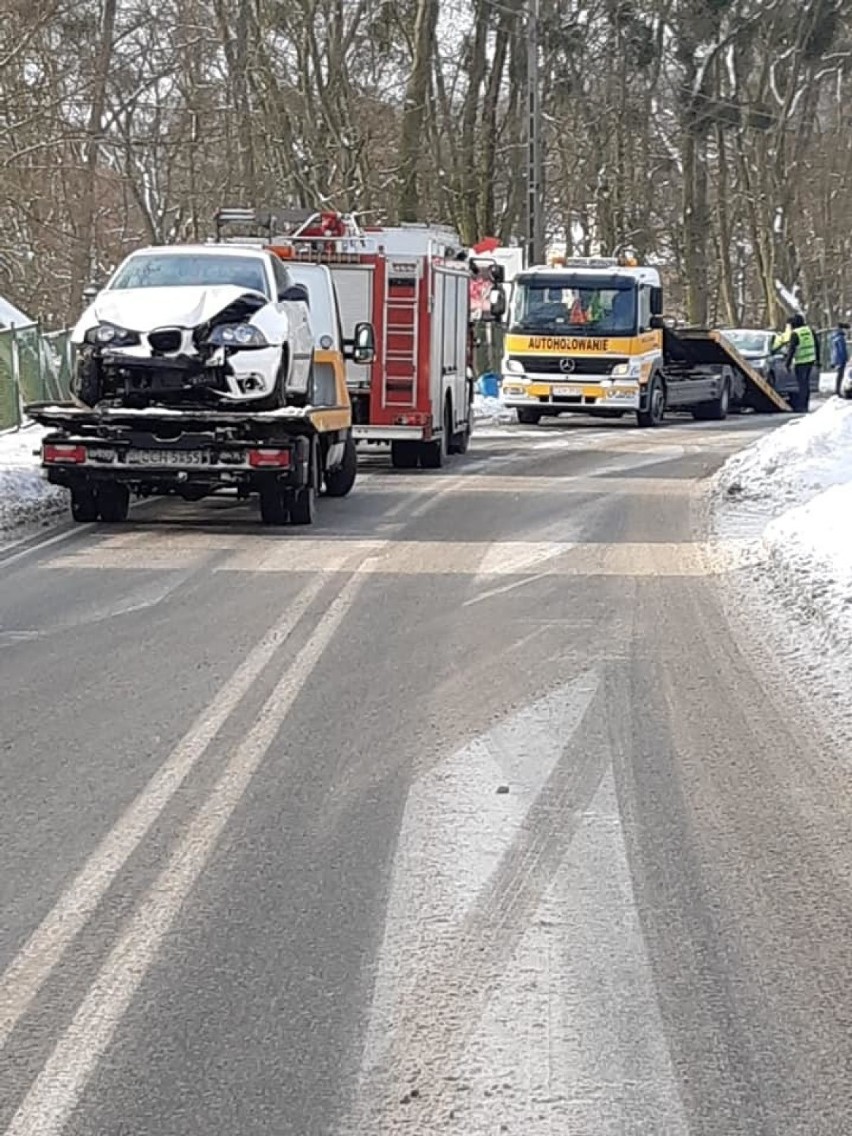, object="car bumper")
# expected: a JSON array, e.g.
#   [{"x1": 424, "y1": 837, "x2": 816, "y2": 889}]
[{"x1": 501, "y1": 377, "x2": 641, "y2": 412}]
